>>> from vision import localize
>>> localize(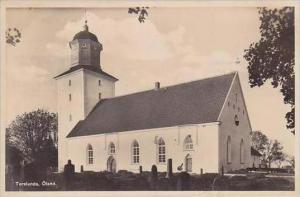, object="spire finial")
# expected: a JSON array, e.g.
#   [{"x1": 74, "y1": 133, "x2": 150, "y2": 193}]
[
  {"x1": 83, "y1": 20, "x2": 89, "y2": 31},
  {"x1": 83, "y1": 9, "x2": 88, "y2": 31}
]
